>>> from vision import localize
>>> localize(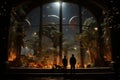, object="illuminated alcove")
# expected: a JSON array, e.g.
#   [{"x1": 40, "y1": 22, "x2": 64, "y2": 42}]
[{"x1": 8, "y1": 1, "x2": 112, "y2": 69}]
